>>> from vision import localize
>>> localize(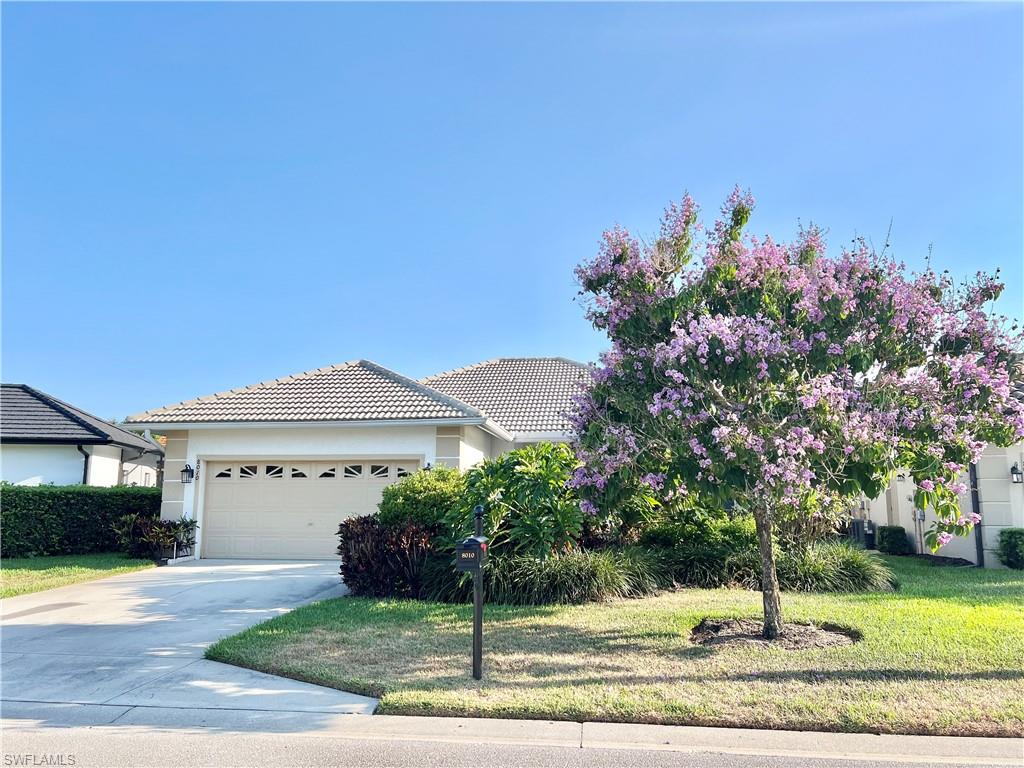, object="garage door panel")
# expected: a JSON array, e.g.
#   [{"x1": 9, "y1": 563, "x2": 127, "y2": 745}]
[{"x1": 201, "y1": 459, "x2": 412, "y2": 559}]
